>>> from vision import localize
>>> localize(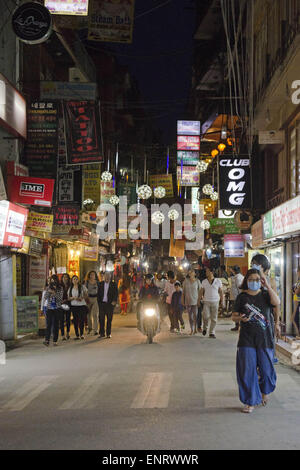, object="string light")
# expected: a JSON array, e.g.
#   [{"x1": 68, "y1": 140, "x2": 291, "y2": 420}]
[
  {"x1": 154, "y1": 186, "x2": 166, "y2": 198},
  {"x1": 151, "y1": 211, "x2": 165, "y2": 224},
  {"x1": 196, "y1": 161, "x2": 208, "y2": 173},
  {"x1": 168, "y1": 209, "x2": 180, "y2": 220},
  {"x1": 109, "y1": 195, "x2": 120, "y2": 206},
  {"x1": 137, "y1": 184, "x2": 152, "y2": 199},
  {"x1": 101, "y1": 171, "x2": 112, "y2": 182},
  {"x1": 202, "y1": 184, "x2": 214, "y2": 195},
  {"x1": 200, "y1": 220, "x2": 210, "y2": 230},
  {"x1": 210, "y1": 191, "x2": 219, "y2": 201}
]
